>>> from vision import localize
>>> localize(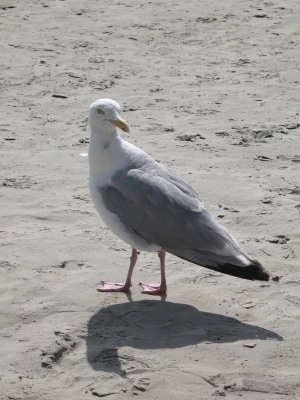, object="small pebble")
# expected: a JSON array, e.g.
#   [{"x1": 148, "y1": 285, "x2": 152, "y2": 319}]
[{"x1": 286, "y1": 123, "x2": 299, "y2": 130}]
